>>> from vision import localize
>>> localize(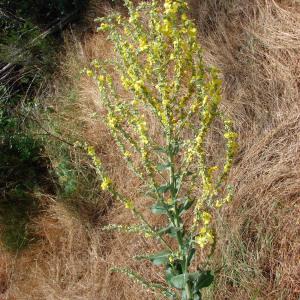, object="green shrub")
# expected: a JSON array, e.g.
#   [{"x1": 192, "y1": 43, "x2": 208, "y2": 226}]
[{"x1": 0, "y1": 0, "x2": 90, "y2": 250}]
